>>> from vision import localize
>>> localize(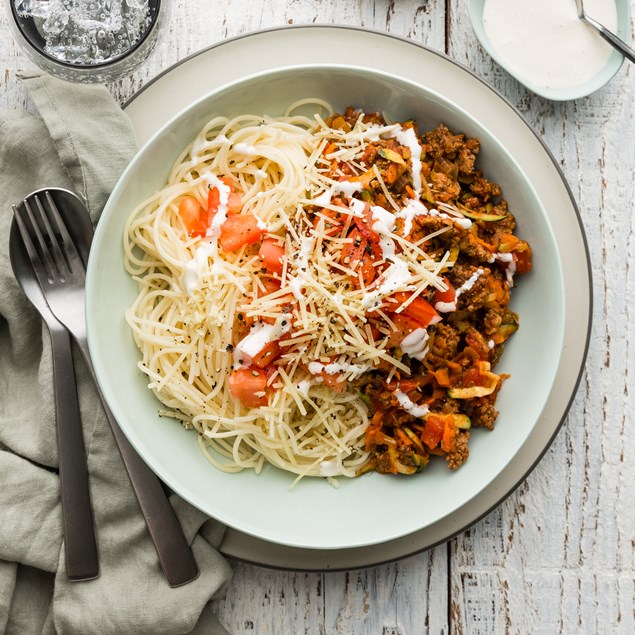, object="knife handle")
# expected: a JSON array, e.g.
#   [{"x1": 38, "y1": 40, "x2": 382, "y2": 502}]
[
  {"x1": 50, "y1": 326, "x2": 100, "y2": 581},
  {"x1": 104, "y1": 408, "x2": 201, "y2": 587},
  {"x1": 75, "y1": 336, "x2": 200, "y2": 588}
]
